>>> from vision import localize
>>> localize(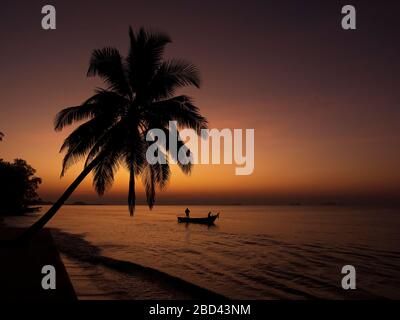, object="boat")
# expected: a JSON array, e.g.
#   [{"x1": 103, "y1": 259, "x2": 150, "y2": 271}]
[{"x1": 177, "y1": 213, "x2": 220, "y2": 225}]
